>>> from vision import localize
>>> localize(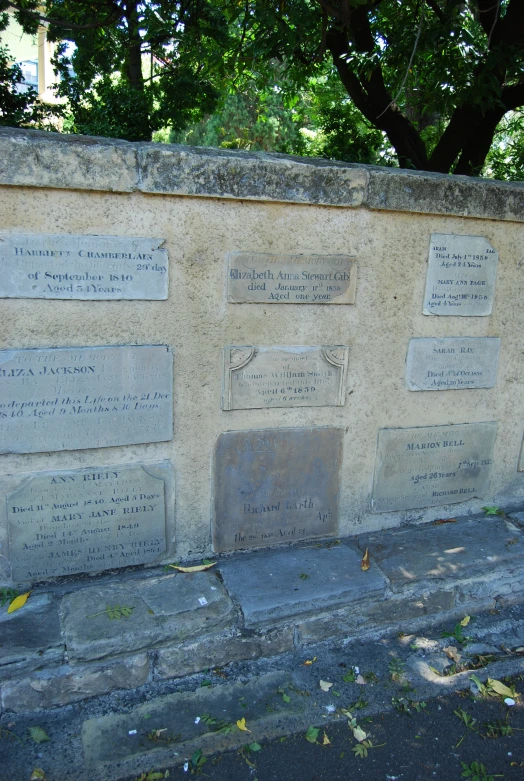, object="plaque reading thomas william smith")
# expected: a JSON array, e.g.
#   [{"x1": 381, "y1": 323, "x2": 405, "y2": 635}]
[
  {"x1": 213, "y1": 427, "x2": 342, "y2": 552},
  {"x1": 0, "y1": 345, "x2": 173, "y2": 454},
  {"x1": 0, "y1": 233, "x2": 168, "y2": 300},
  {"x1": 7, "y1": 464, "x2": 168, "y2": 582},
  {"x1": 372, "y1": 422, "x2": 497, "y2": 513},
  {"x1": 423, "y1": 234, "x2": 498, "y2": 316},
  {"x1": 227, "y1": 253, "x2": 357, "y2": 304}
]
